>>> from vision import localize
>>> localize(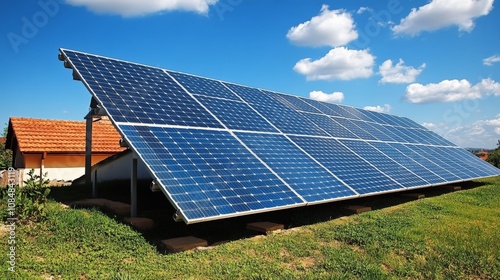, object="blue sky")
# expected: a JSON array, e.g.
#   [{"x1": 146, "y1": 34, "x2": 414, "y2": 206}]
[{"x1": 1, "y1": 0, "x2": 499, "y2": 148}]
